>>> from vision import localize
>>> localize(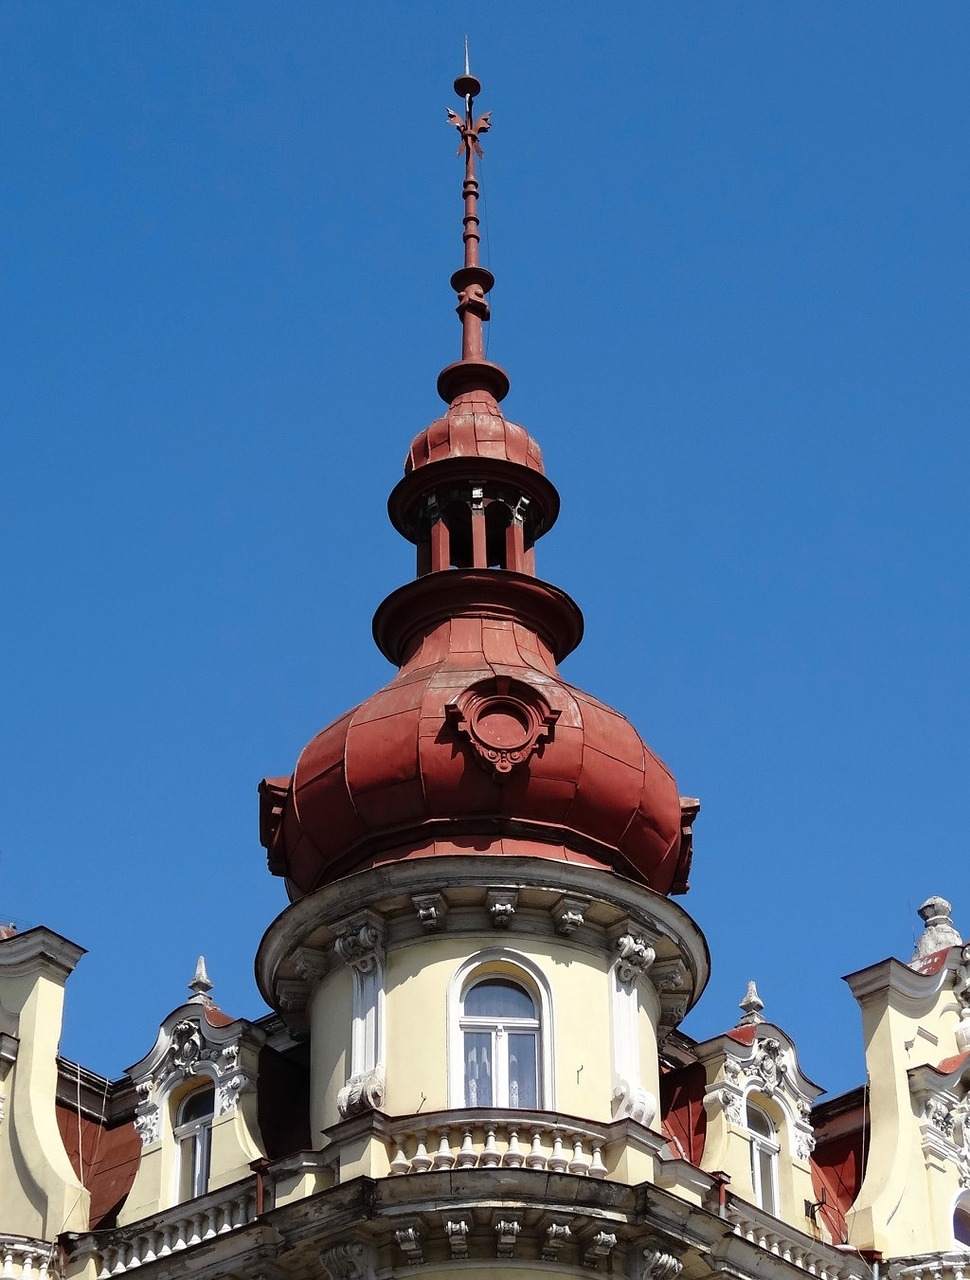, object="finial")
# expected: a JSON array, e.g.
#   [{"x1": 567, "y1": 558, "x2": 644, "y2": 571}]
[
  {"x1": 438, "y1": 55, "x2": 509, "y2": 404},
  {"x1": 187, "y1": 954, "x2": 213, "y2": 1003},
  {"x1": 737, "y1": 980, "x2": 765, "y2": 1026},
  {"x1": 912, "y1": 895, "x2": 962, "y2": 961}
]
